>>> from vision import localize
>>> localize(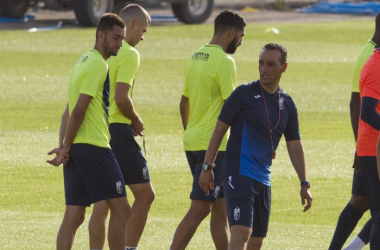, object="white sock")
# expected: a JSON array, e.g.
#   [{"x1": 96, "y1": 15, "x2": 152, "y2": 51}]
[
  {"x1": 343, "y1": 236, "x2": 366, "y2": 250},
  {"x1": 125, "y1": 247, "x2": 137, "y2": 250}
]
